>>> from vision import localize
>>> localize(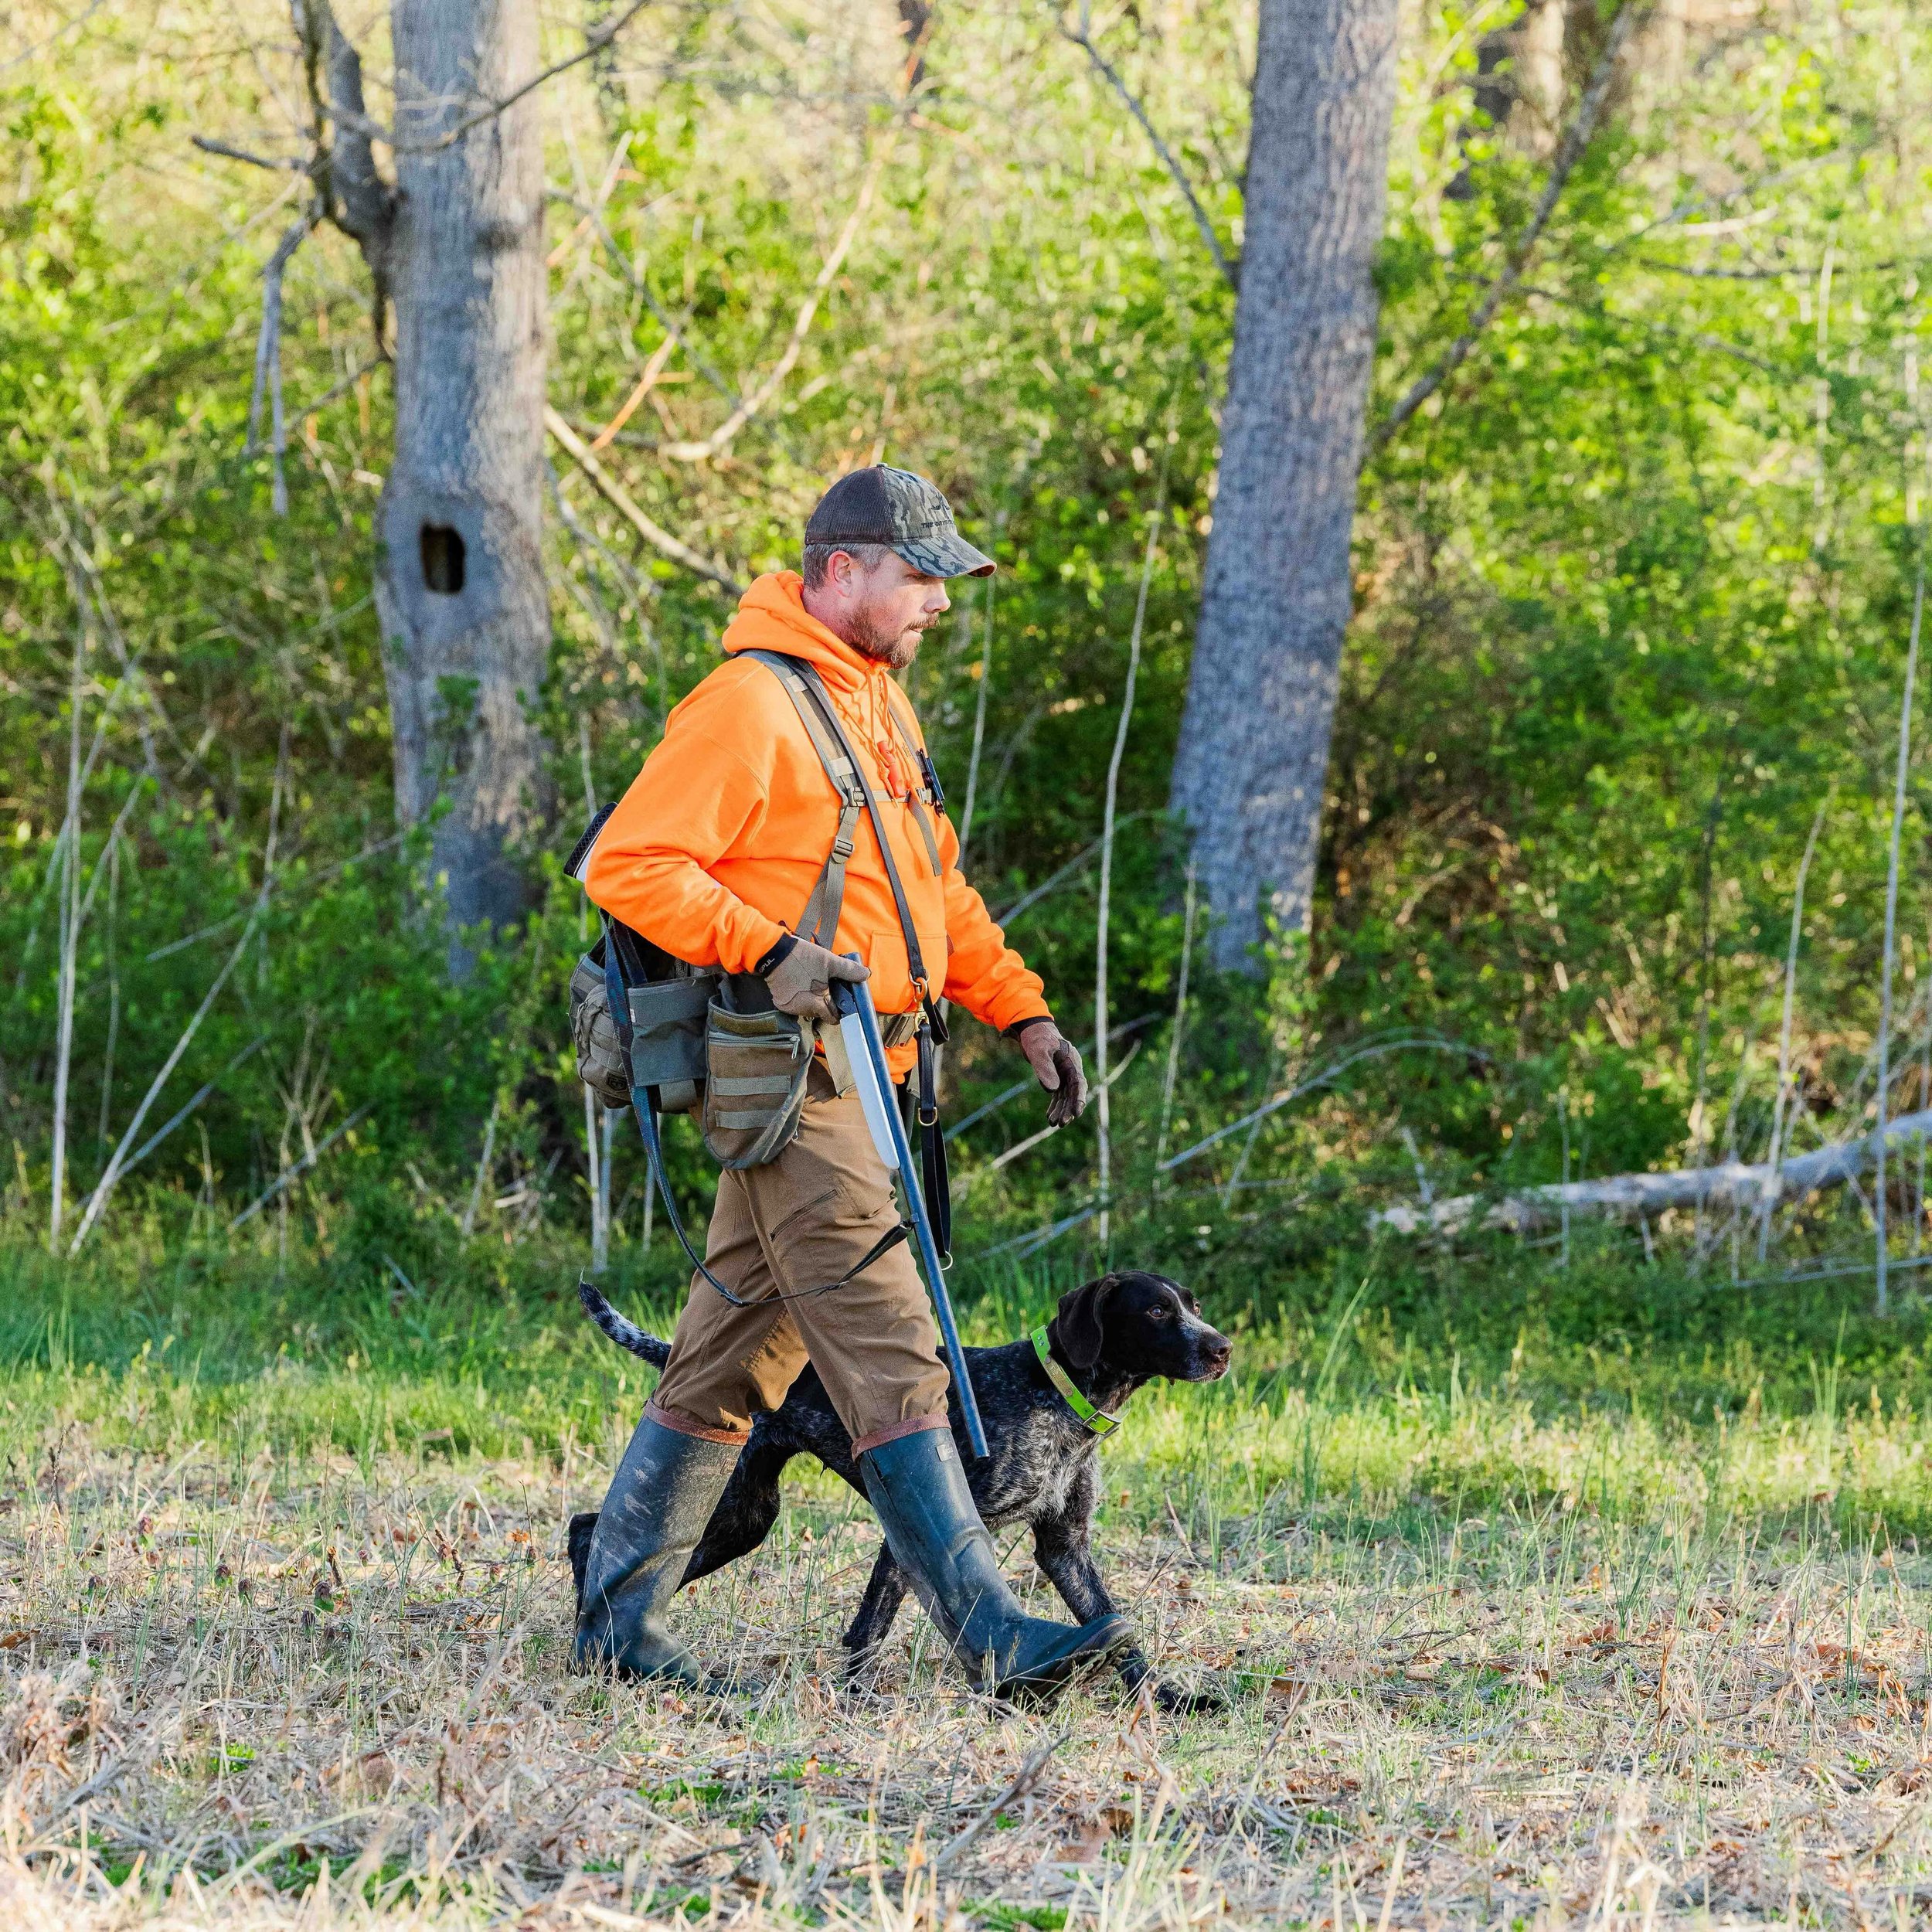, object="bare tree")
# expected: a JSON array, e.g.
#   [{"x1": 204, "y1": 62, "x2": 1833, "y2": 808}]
[
  {"x1": 1168, "y1": 0, "x2": 1400, "y2": 970},
  {"x1": 324, "y1": 0, "x2": 551, "y2": 970},
  {"x1": 203, "y1": 2, "x2": 562, "y2": 973}
]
